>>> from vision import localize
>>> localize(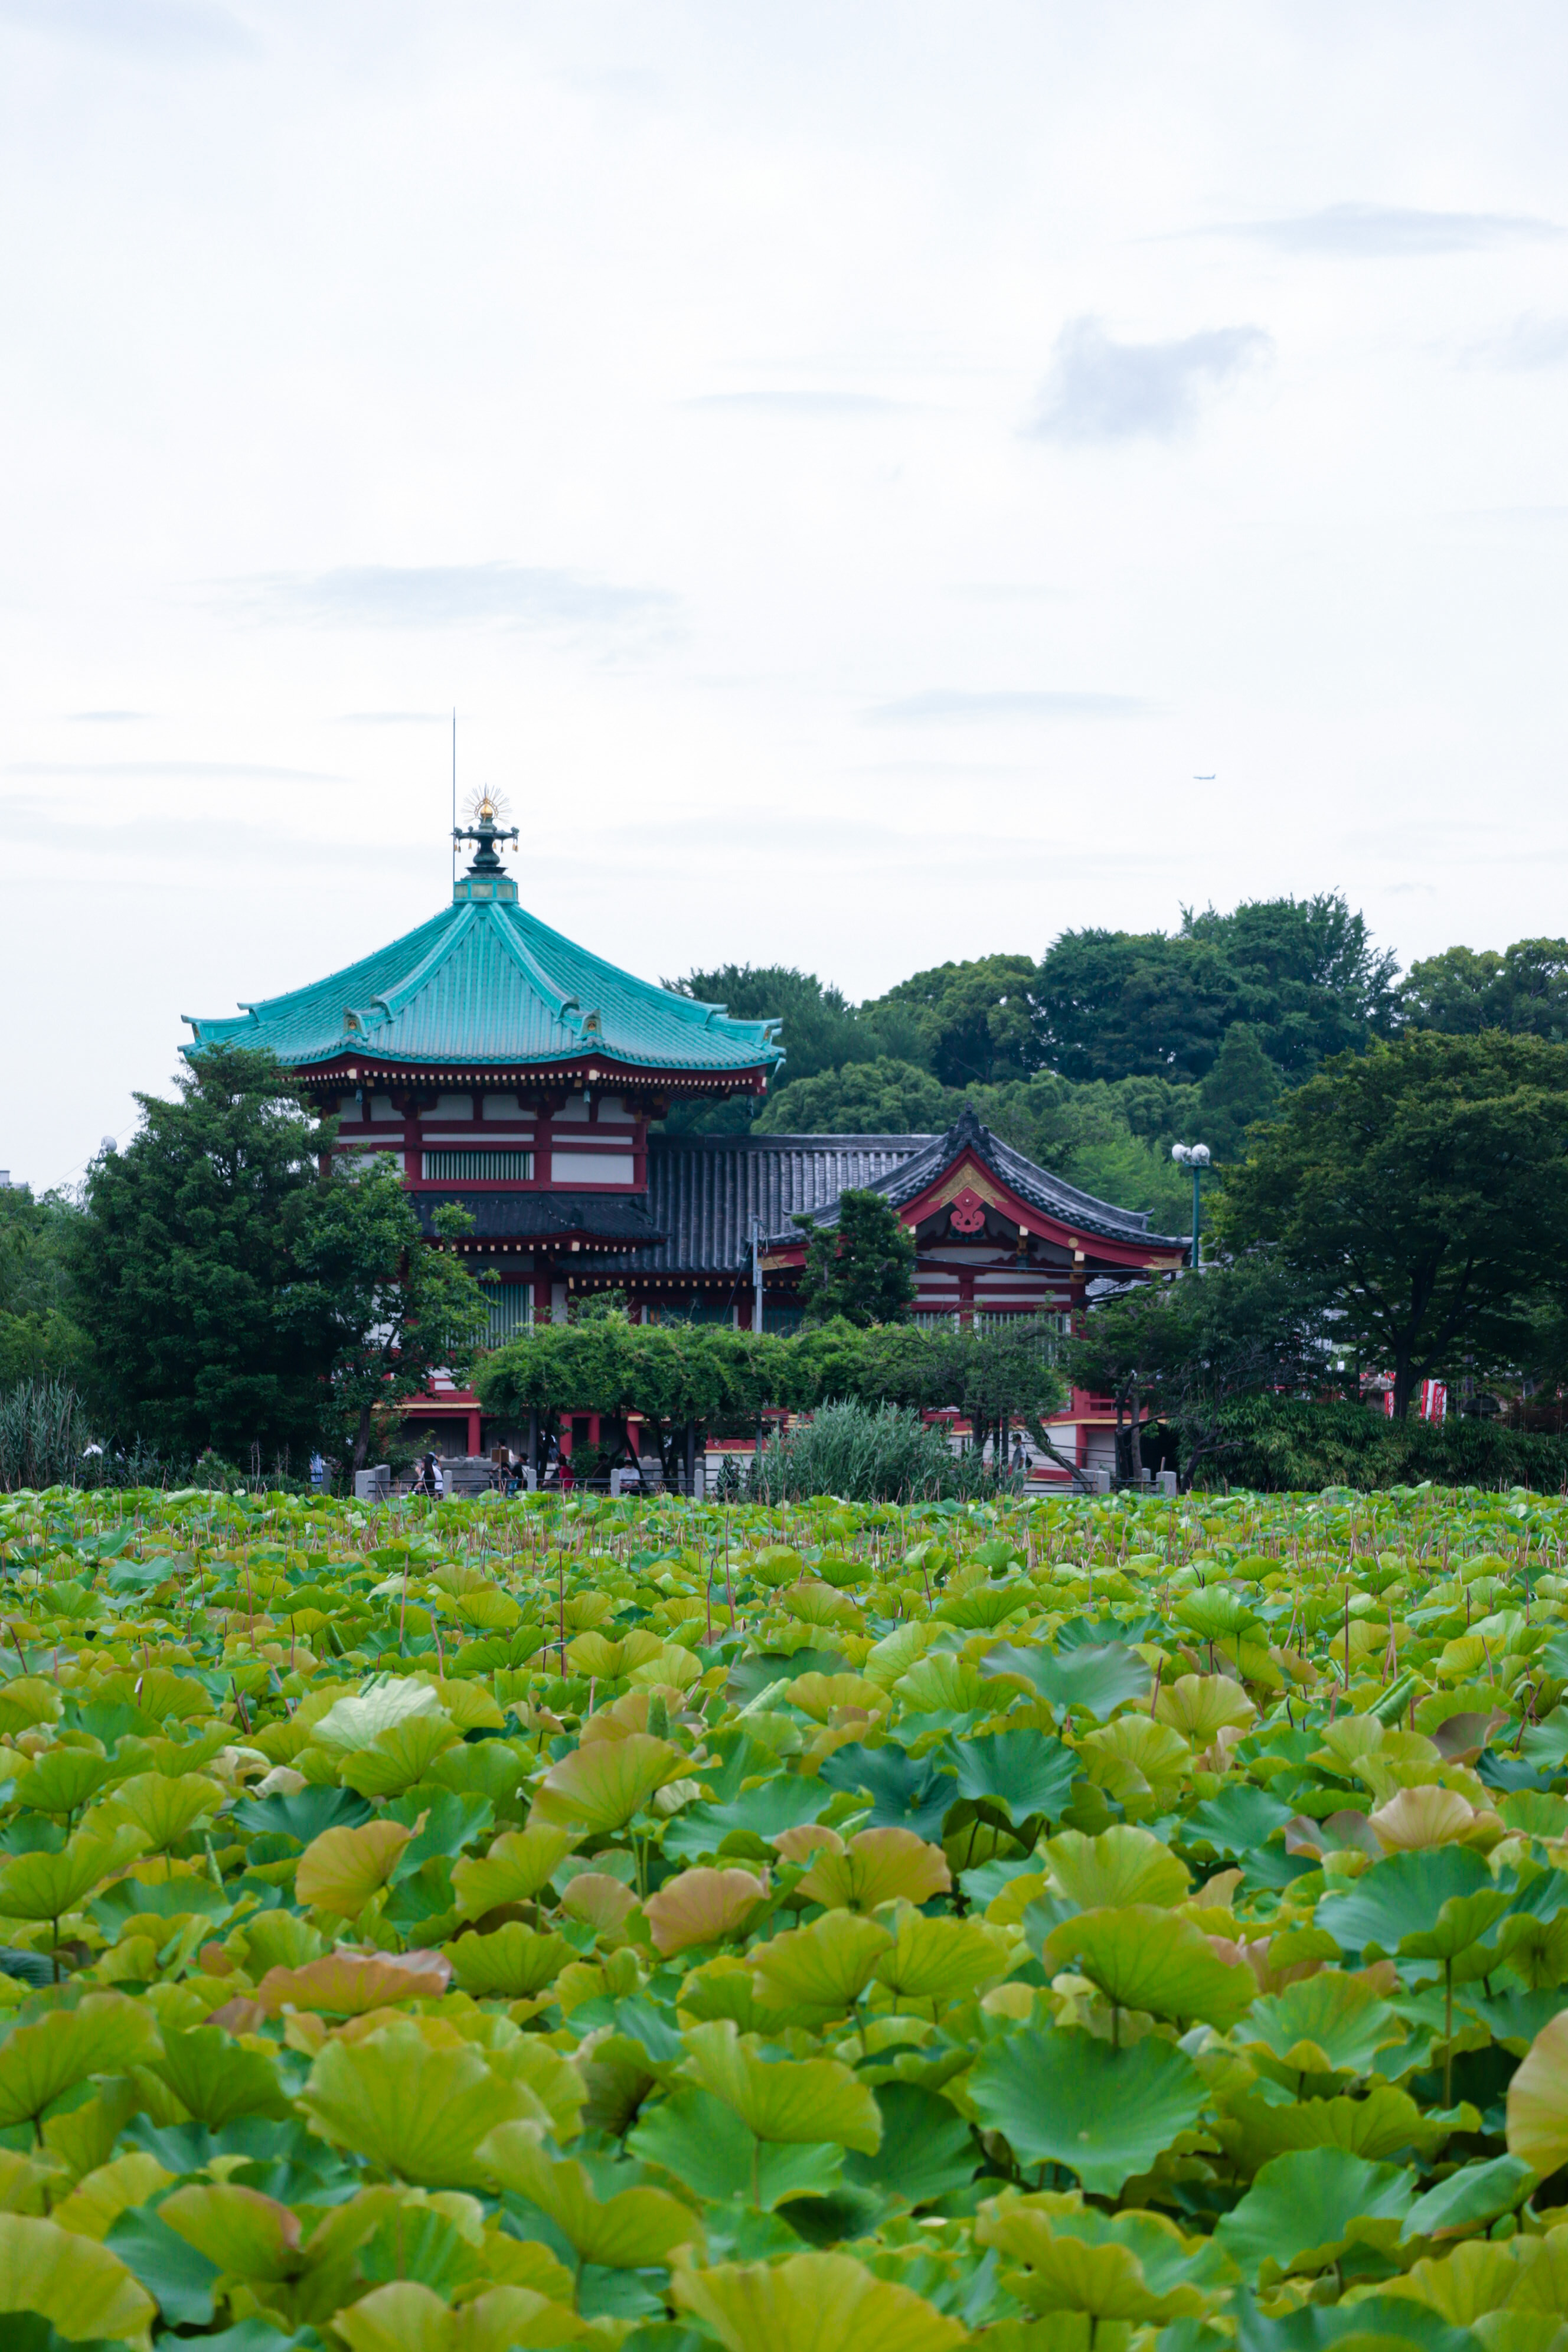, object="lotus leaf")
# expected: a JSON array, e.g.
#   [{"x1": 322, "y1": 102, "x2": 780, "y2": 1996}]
[
  {"x1": 749, "y1": 1912, "x2": 894, "y2": 2014},
  {"x1": 629, "y1": 2083, "x2": 848, "y2": 2210},
  {"x1": 299, "y1": 2019, "x2": 551, "y2": 2186},
  {"x1": 335, "y1": 2279, "x2": 586, "y2": 2352},
  {"x1": 531, "y1": 1734, "x2": 683, "y2": 1832},
  {"x1": 312, "y1": 1680, "x2": 446, "y2": 1752},
  {"x1": 475, "y1": 2124, "x2": 704, "y2": 2265},
  {"x1": 1043, "y1": 1825, "x2": 1191, "y2": 1910},
  {"x1": 256, "y1": 1946, "x2": 452, "y2": 2016},
  {"x1": 1507, "y1": 2011, "x2": 1568, "y2": 2175},
  {"x1": 984, "y1": 1637, "x2": 1151, "y2": 1721},
  {"x1": 295, "y1": 1817, "x2": 416, "y2": 1915},
  {"x1": 450, "y1": 1824, "x2": 576, "y2": 1917},
  {"x1": 1215, "y1": 2147, "x2": 1418, "y2": 2282},
  {"x1": 339, "y1": 1713, "x2": 462, "y2": 1798},
  {"x1": 148, "y1": 2024, "x2": 293, "y2": 2126},
  {"x1": 645, "y1": 1867, "x2": 769, "y2": 1955},
  {"x1": 1043, "y1": 1905, "x2": 1257, "y2": 2029},
  {"x1": 445, "y1": 1922, "x2": 572, "y2": 1997},
  {"x1": 0, "y1": 2210, "x2": 156, "y2": 2341},
  {"x1": 1318, "y1": 1846, "x2": 1514, "y2": 1962},
  {"x1": 0, "y1": 1825, "x2": 147, "y2": 1925},
  {"x1": 968, "y1": 2025, "x2": 1207, "y2": 2194},
  {"x1": 871, "y1": 1905, "x2": 1012, "y2": 2005},
  {"x1": 794, "y1": 1827, "x2": 950, "y2": 1912},
  {"x1": 681, "y1": 2020, "x2": 883, "y2": 2154},
  {"x1": 671, "y1": 2246, "x2": 969, "y2": 2352},
  {"x1": 816, "y1": 1744, "x2": 958, "y2": 1839},
  {"x1": 1156, "y1": 1674, "x2": 1257, "y2": 1741},
  {"x1": 1243, "y1": 1974, "x2": 1409, "y2": 2079},
  {"x1": 975, "y1": 2190, "x2": 1237, "y2": 2320},
  {"x1": 0, "y1": 1992, "x2": 159, "y2": 2132}
]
